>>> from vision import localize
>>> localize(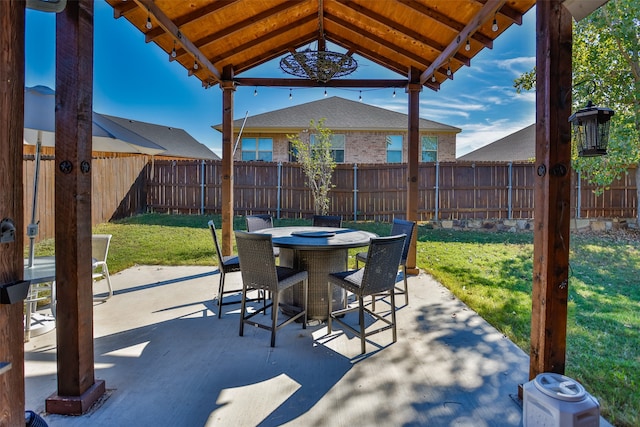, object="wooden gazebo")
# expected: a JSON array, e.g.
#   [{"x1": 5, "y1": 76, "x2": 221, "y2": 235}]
[{"x1": 1, "y1": 0, "x2": 586, "y2": 422}]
